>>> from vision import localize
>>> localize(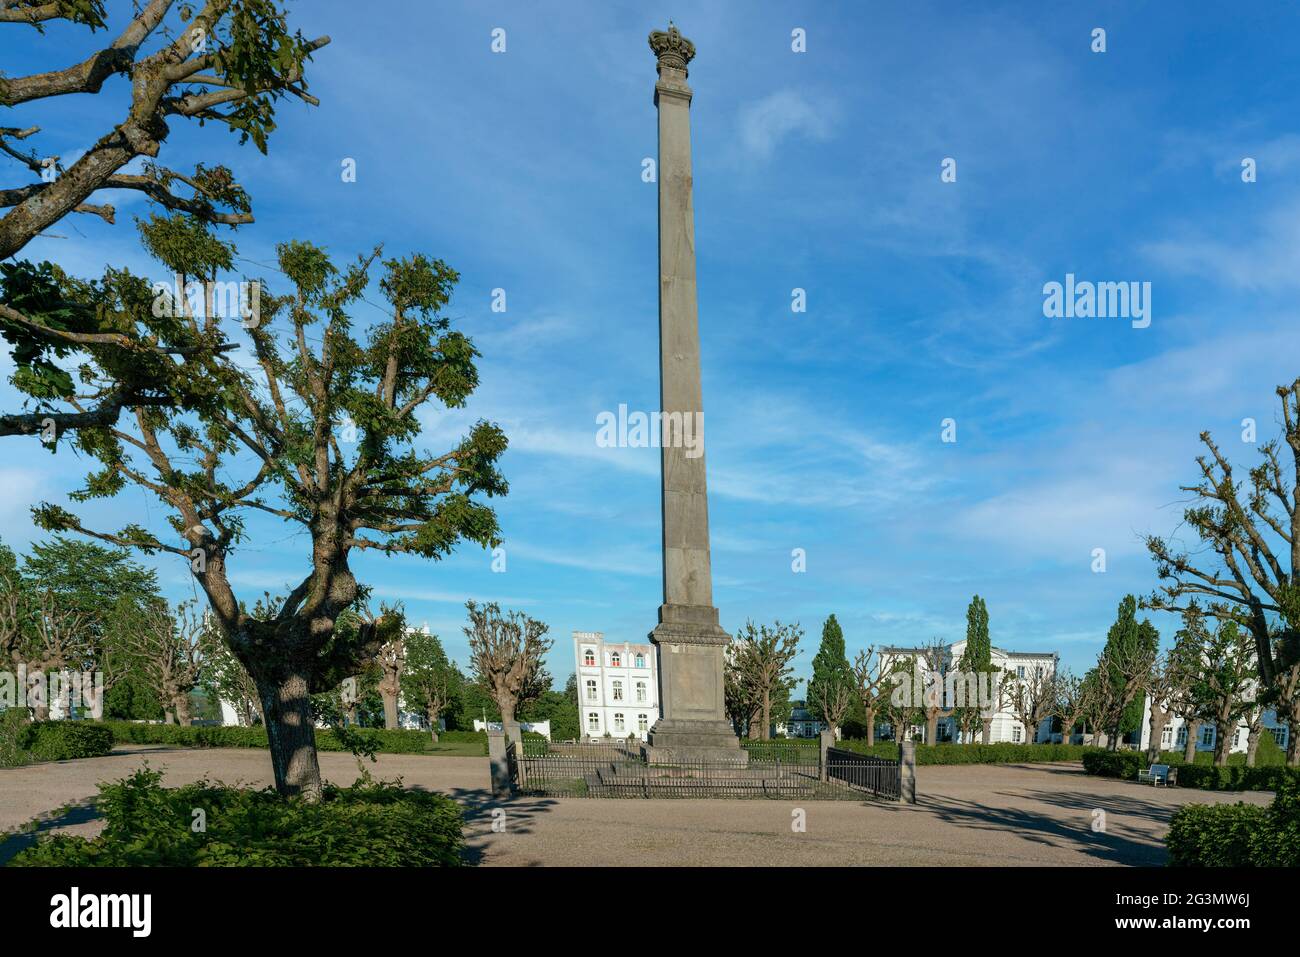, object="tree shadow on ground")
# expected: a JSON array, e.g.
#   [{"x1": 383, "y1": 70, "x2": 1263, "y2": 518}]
[
  {"x1": 916, "y1": 787, "x2": 1176, "y2": 865},
  {"x1": 406, "y1": 784, "x2": 559, "y2": 865},
  {"x1": 0, "y1": 799, "x2": 100, "y2": 866}
]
